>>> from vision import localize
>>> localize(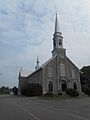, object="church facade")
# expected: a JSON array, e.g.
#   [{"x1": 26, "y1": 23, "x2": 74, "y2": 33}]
[{"x1": 18, "y1": 14, "x2": 81, "y2": 95}]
